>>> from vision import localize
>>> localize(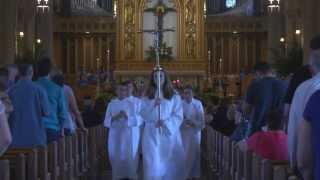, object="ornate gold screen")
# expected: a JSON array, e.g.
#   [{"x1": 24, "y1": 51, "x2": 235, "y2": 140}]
[{"x1": 115, "y1": 0, "x2": 206, "y2": 79}]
